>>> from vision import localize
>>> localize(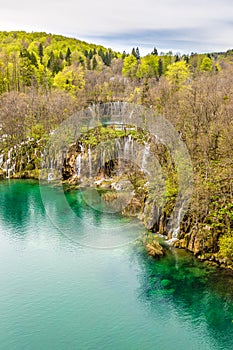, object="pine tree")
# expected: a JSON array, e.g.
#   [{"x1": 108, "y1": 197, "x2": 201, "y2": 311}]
[
  {"x1": 135, "y1": 47, "x2": 140, "y2": 60},
  {"x1": 122, "y1": 51, "x2": 127, "y2": 59},
  {"x1": 158, "y1": 58, "x2": 163, "y2": 77},
  {"x1": 47, "y1": 51, "x2": 62, "y2": 75},
  {"x1": 182, "y1": 55, "x2": 190, "y2": 64},
  {"x1": 98, "y1": 48, "x2": 104, "y2": 59},
  {"x1": 151, "y1": 47, "x2": 158, "y2": 56},
  {"x1": 47, "y1": 51, "x2": 54, "y2": 70},
  {"x1": 65, "y1": 47, "x2": 71, "y2": 65},
  {"x1": 131, "y1": 48, "x2": 137, "y2": 58},
  {"x1": 92, "y1": 56, "x2": 98, "y2": 70},
  {"x1": 38, "y1": 43, "x2": 44, "y2": 64},
  {"x1": 30, "y1": 52, "x2": 38, "y2": 67}
]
